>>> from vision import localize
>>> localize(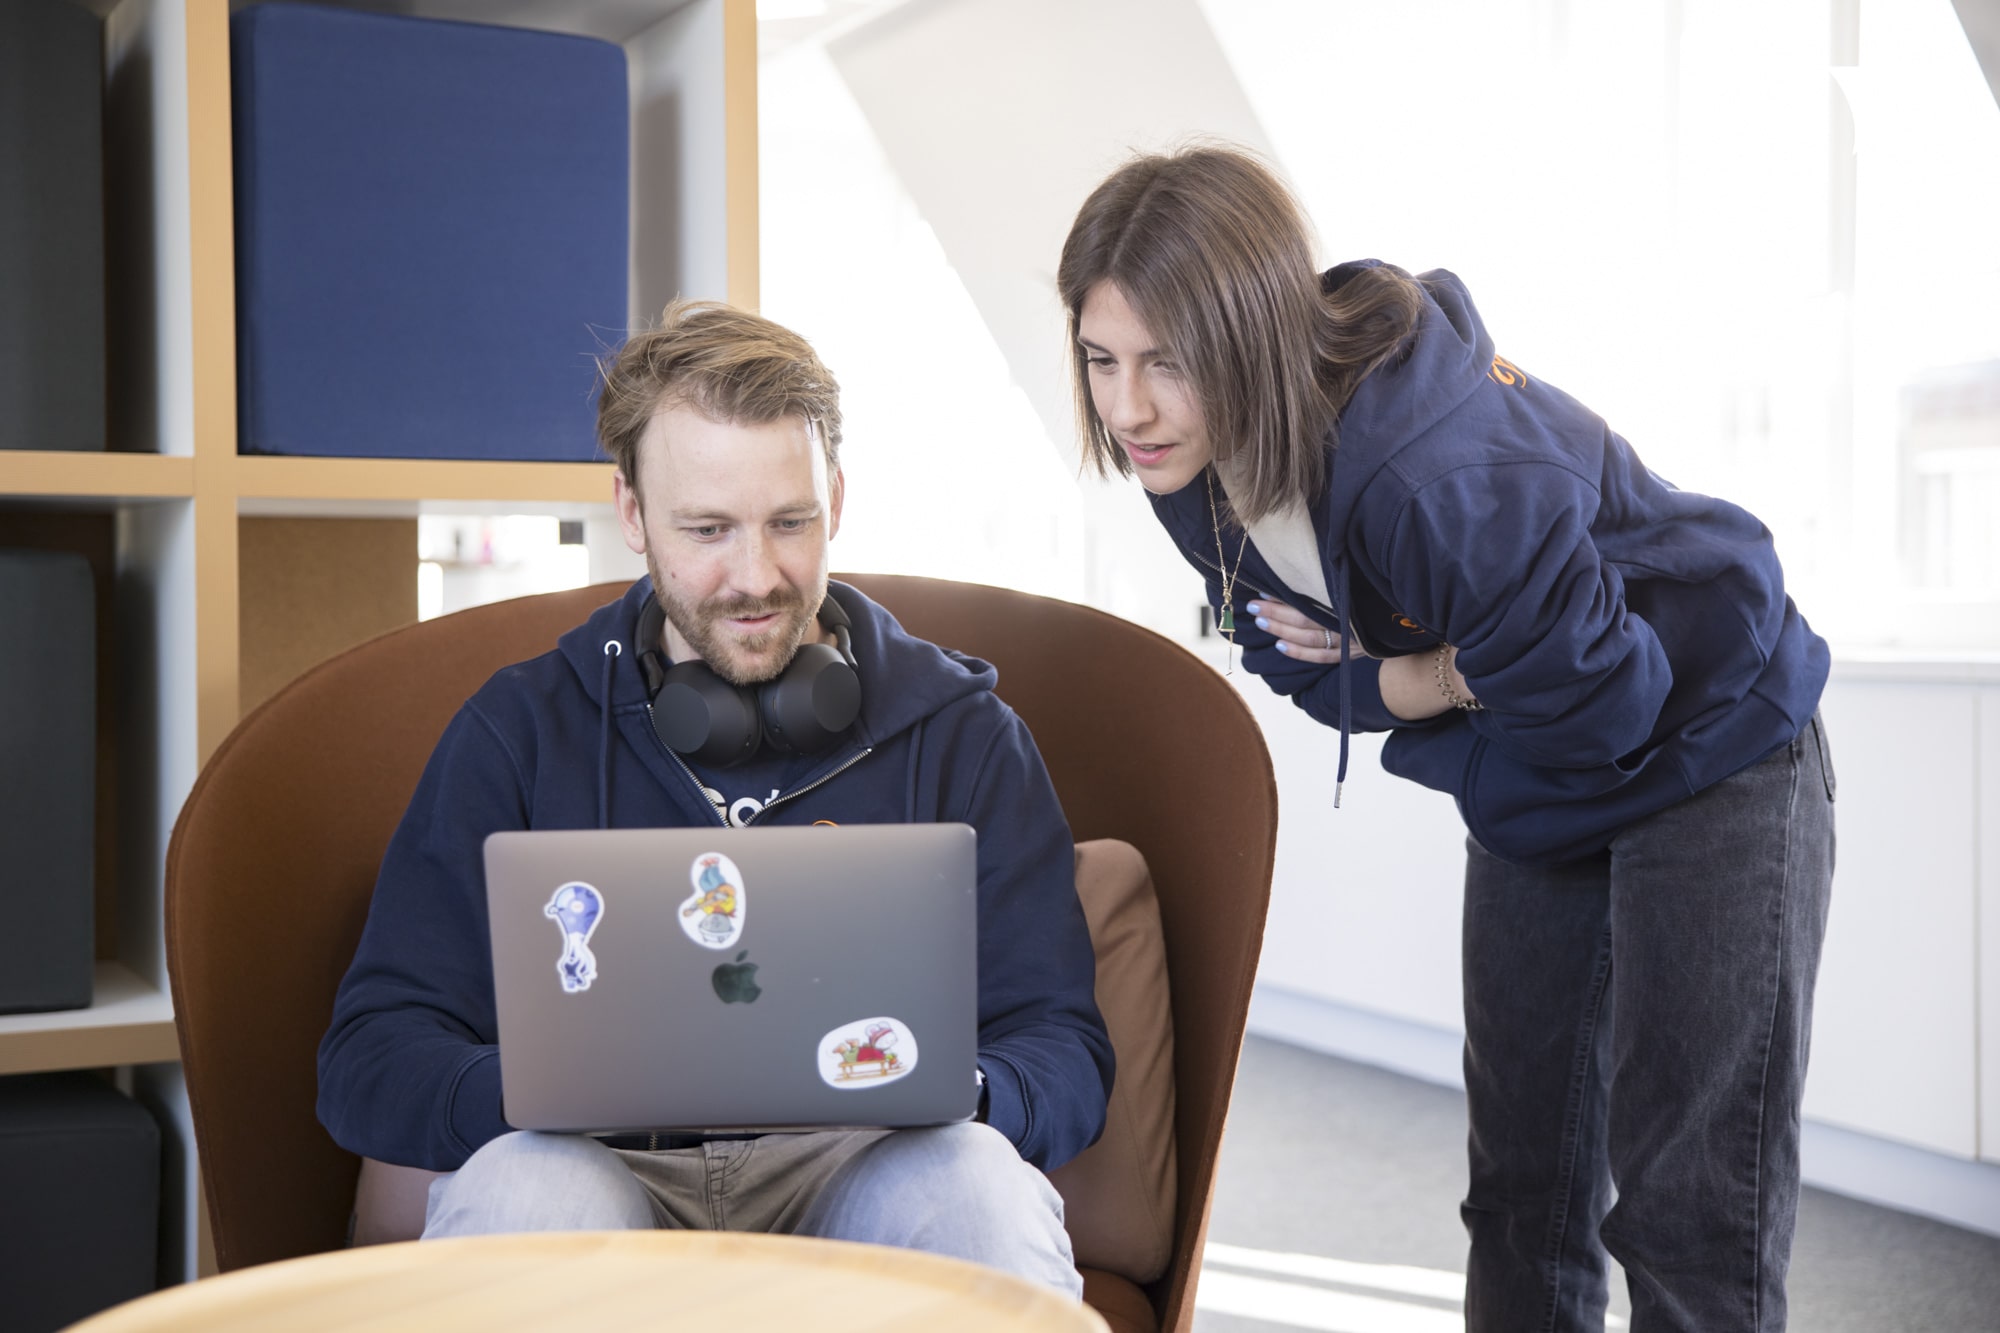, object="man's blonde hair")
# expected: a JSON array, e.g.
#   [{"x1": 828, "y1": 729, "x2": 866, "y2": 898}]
[{"x1": 596, "y1": 300, "x2": 842, "y2": 491}]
